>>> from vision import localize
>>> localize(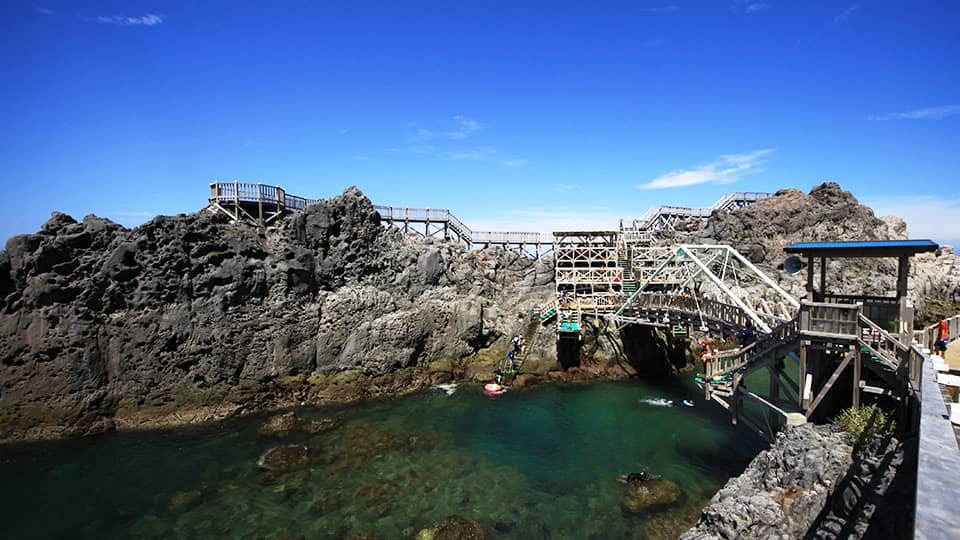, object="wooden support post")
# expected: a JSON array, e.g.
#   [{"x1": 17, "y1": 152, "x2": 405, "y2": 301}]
[
  {"x1": 769, "y1": 362, "x2": 780, "y2": 404},
  {"x1": 257, "y1": 183, "x2": 264, "y2": 228},
  {"x1": 806, "y1": 256, "x2": 815, "y2": 301},
  {"x1": 819, "y1": 257, "x2": 827, "y2": 301},
  {"x1": 233, "y1": 180, "x2": 240, "y2": 223},
  {"x1": 805, "y1": 351, "x2": 853, "y2": 419},
  {"x1": 799, "y1": 345, "x2": 807, "y2": 408},
  {"x1": 852, "y1": 349, "x2": 861, "y2": 408}
]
